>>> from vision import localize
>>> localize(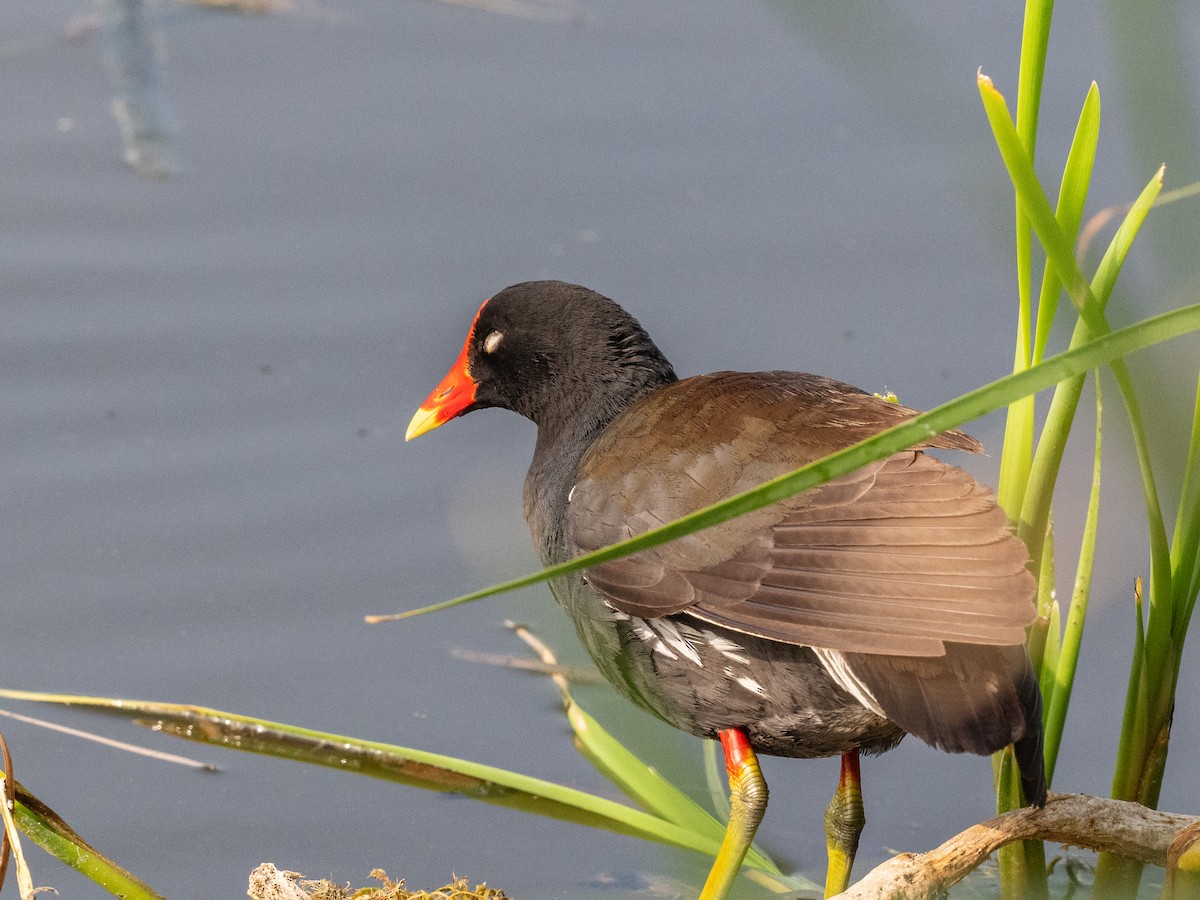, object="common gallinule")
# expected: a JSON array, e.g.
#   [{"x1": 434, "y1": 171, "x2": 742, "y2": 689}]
[{"x1": 407, "y1": 280, "x2": 1046, "y2": 898}]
